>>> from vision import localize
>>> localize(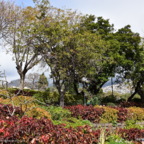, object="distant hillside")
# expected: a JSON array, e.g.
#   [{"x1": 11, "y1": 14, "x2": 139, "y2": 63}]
[
  {"x1": 8, "y1": 79, "x2": 20, "y2": 88},
  {"x1": 8, "y1": 78, "x2": 53, "y2": 88}
]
